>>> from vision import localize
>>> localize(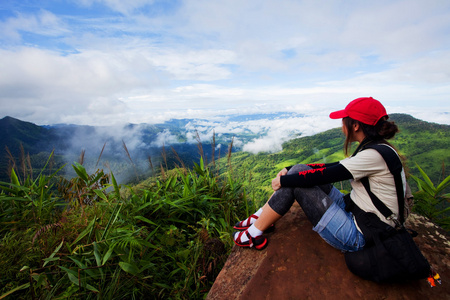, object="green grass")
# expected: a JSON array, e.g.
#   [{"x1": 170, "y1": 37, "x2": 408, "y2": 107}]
[{"x1": 0, "y1": 156, "x2": 255, "y2": 299}]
